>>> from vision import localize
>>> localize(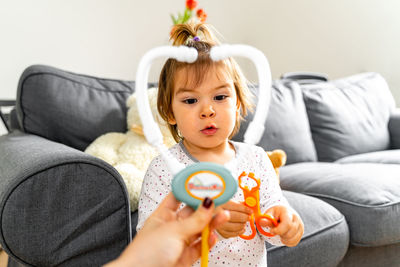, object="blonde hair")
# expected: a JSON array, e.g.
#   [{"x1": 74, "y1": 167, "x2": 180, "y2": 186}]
[{"x1": 157, "y1": 22, "x2": 254, "y2": 142}]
